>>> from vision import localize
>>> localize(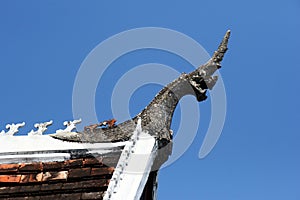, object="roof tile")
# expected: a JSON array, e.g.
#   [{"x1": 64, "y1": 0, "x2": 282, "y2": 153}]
[
  {"x1": 65, "y1": 158, "x2": 83, "y2": 168},
  {"x1": 0, "y1": 164, "x2": 19, "y2": 172},
  {"x1": 91, "y1": 167, "x2": 114, "y2": 176},
  {"x1": 83, "y1": 157, "x2": 103, "y2": 166},
  {"x1": 68, "y1": 167, "x2": 91, "y2": 178},
  {"x1": 0, "y1": 175, "x2": 21, "y2": 183},
  {"x1": 60, "y1": 193, "x2": 82, "y2": 199},
  {"x1": 19, "y1": 163, "x2": 43, "y2": 172},
  {"x1": 42, "y1": 161, "x2": 65, "y2": 170},
  {"x1": 81, "y1": 191, "x2": 104, "y2": 199}
]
